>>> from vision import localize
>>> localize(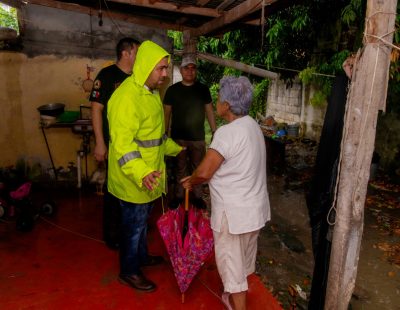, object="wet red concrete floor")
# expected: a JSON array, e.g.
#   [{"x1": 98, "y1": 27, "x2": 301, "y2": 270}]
[{"x1": 0, "y1": 188, "x2": 282, "y2": 309}]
